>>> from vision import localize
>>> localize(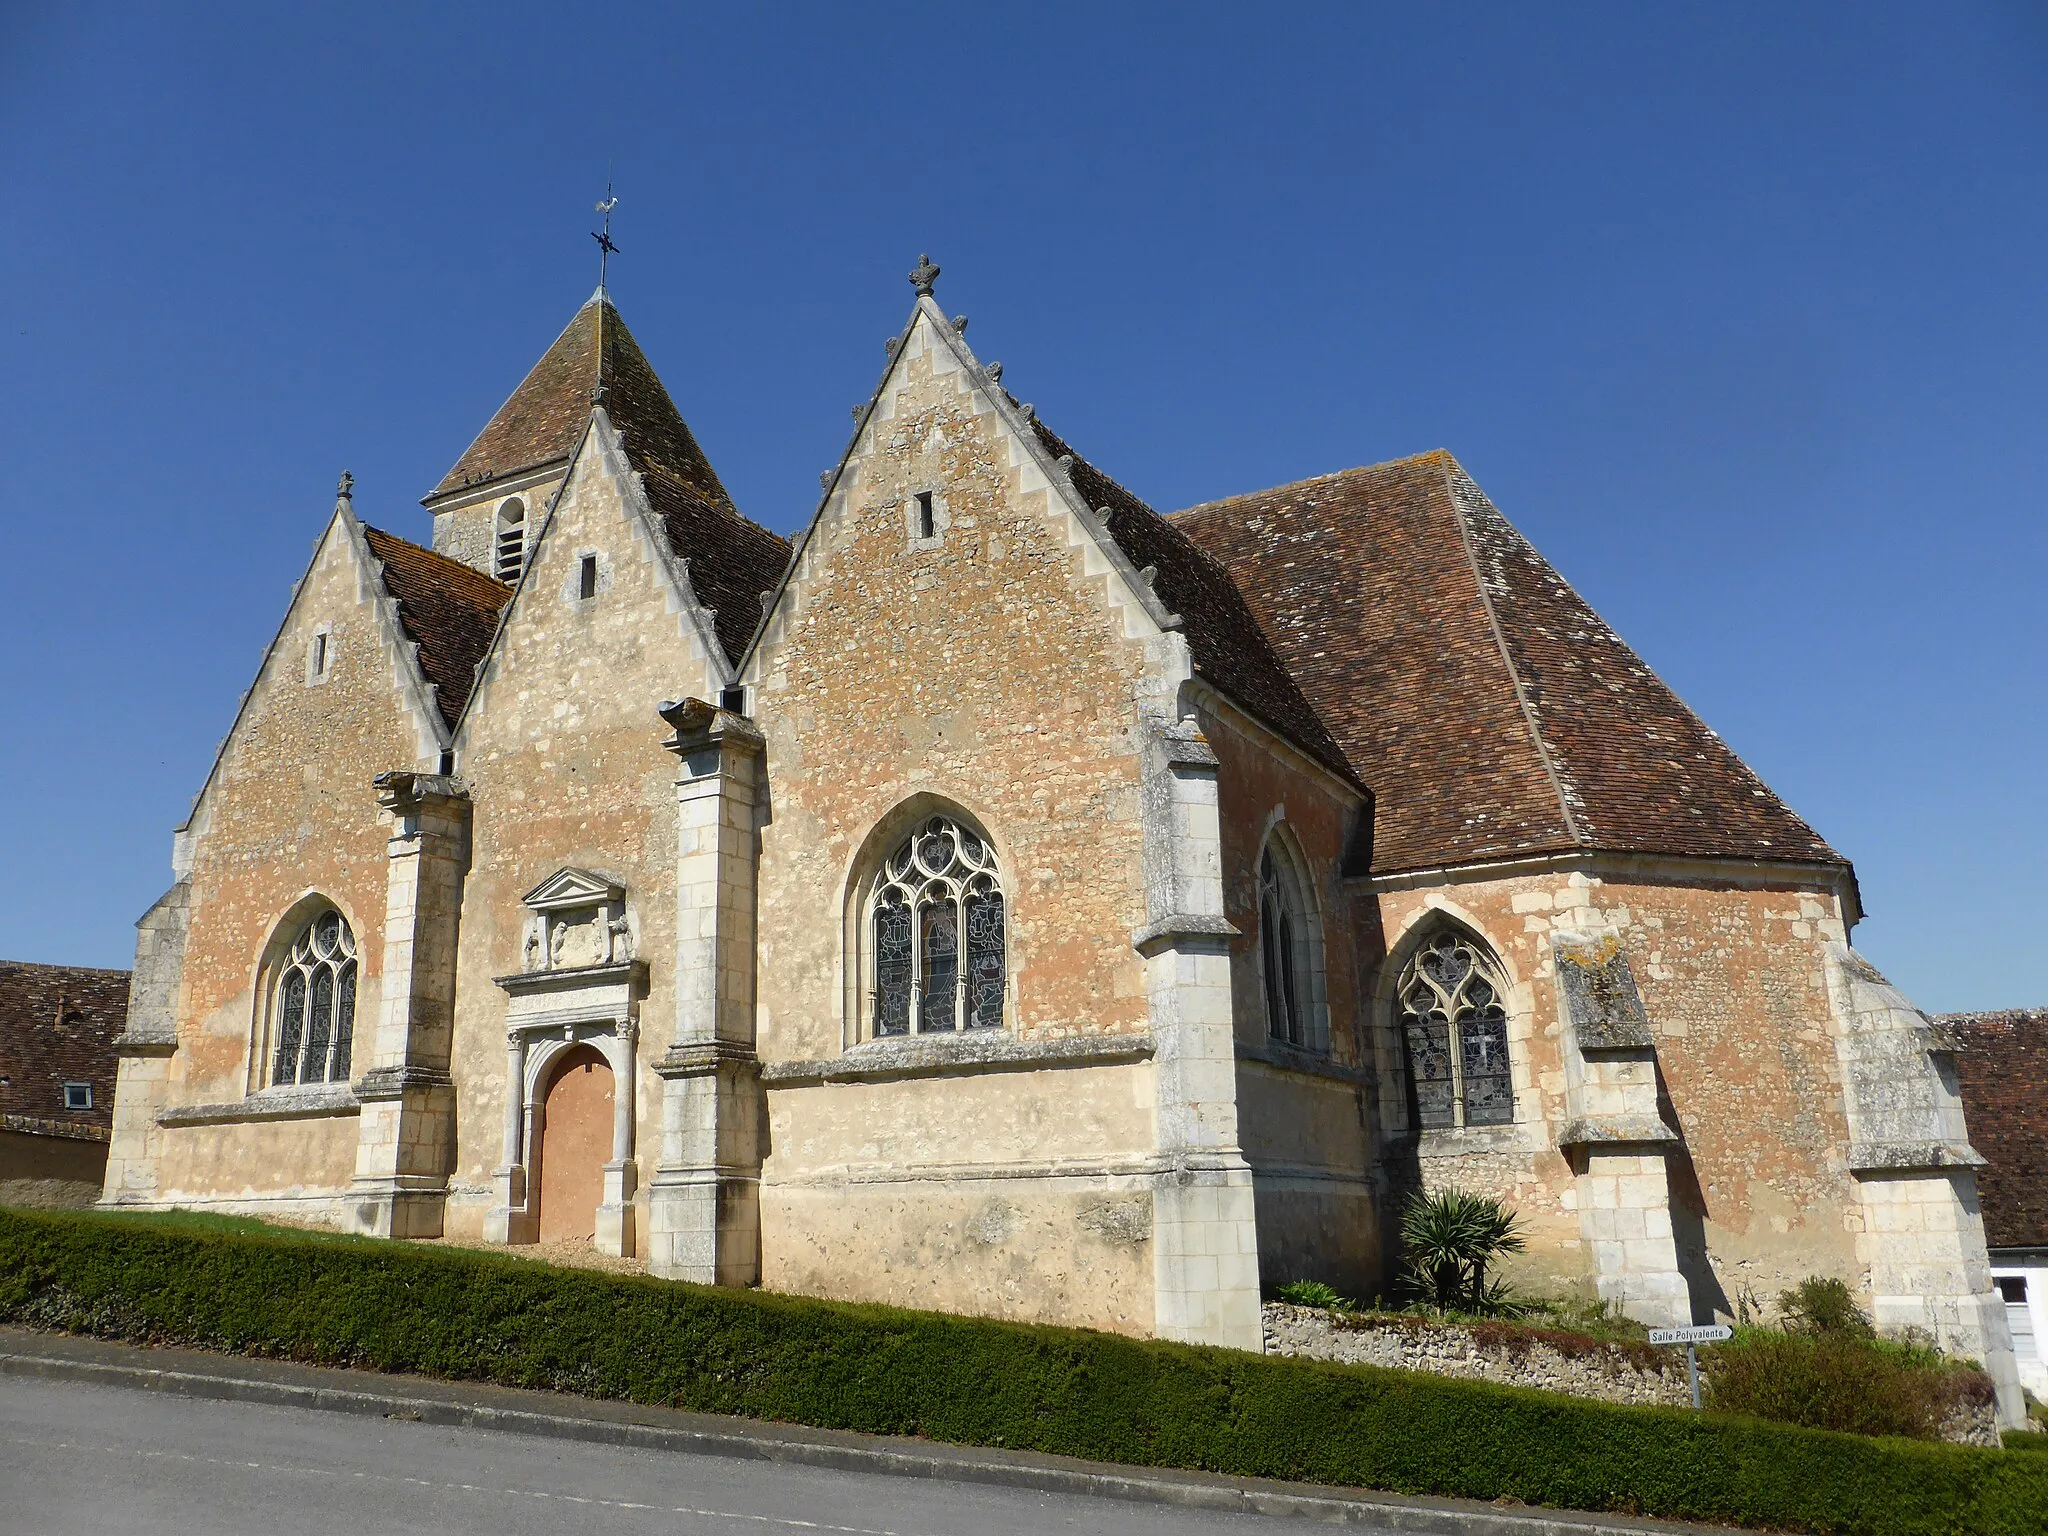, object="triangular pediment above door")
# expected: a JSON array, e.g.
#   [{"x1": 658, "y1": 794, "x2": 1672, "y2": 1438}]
[{"x1": 521, "y1": 867, "x2": 626, "y2": 911}]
